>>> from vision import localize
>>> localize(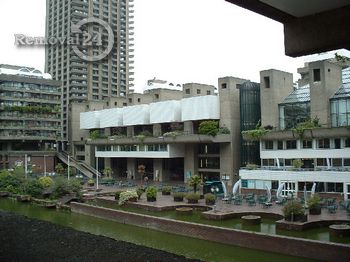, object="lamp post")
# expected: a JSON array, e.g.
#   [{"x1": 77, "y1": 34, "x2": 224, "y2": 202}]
[
  {"x1": 44, "y1": 155, "x2": 47, "y2": 177},
  {"x1": 67, "y1": 155, "x2": 70, "y2": 181},
  {"x1": 96, "y1": 156, "x2": 99, "y2": 190},
  {"x1": 24, "y1": 154, "x2": 28, "y2": 179},
  {"x1": 211, "y1": 186, "x2": 219, "y2": 213}
]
